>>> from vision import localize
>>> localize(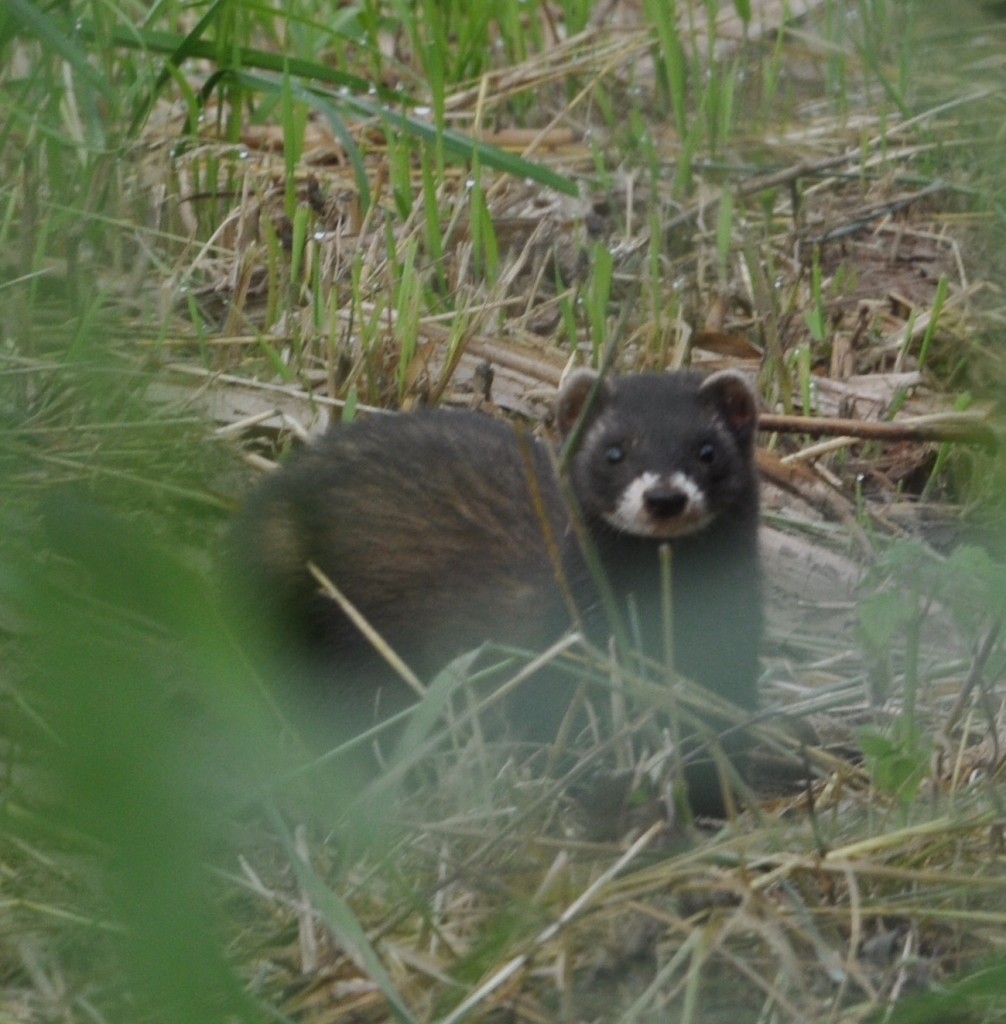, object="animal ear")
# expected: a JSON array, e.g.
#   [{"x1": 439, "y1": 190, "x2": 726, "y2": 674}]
[
  {"x1": 556, "y1": 369, "x2": 610, "y2": 438},
  {"x1": 700, "y1": 371, "x2": 759, "y2": 447}
]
